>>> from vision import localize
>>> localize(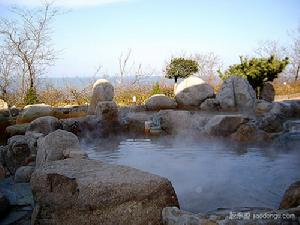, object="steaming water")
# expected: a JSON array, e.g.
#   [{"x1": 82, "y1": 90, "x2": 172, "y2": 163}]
[{"x1": 83, "y1": 135, "x2": 300, "y2": 213}]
